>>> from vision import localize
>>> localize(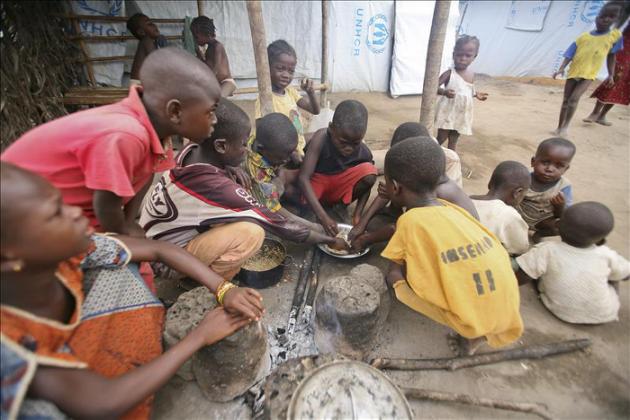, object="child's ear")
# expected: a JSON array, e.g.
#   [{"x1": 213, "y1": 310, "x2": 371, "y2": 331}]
[
  {"x1": 391, "y1": 179, "x2": 401, "y2": 196},
  {"x1": 214, "y1": 138, "x2": 227, "y2": 155},
  {"x1": 512, "y1": 187, "x2": 524, "y2": 203},
  {"x1": 166, "y1": 100, "x2": 183, "y2": 125},
  {"x1": 530, "y1": 156, "x2": 536, "y2": 167}
]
